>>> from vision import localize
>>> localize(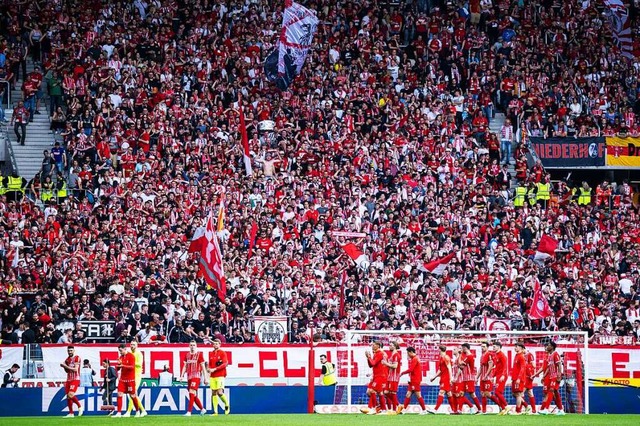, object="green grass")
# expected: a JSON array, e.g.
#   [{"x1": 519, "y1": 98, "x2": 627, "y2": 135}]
[{"x1": 0, "y1": 414, "x2": 639, "y2": 426}]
